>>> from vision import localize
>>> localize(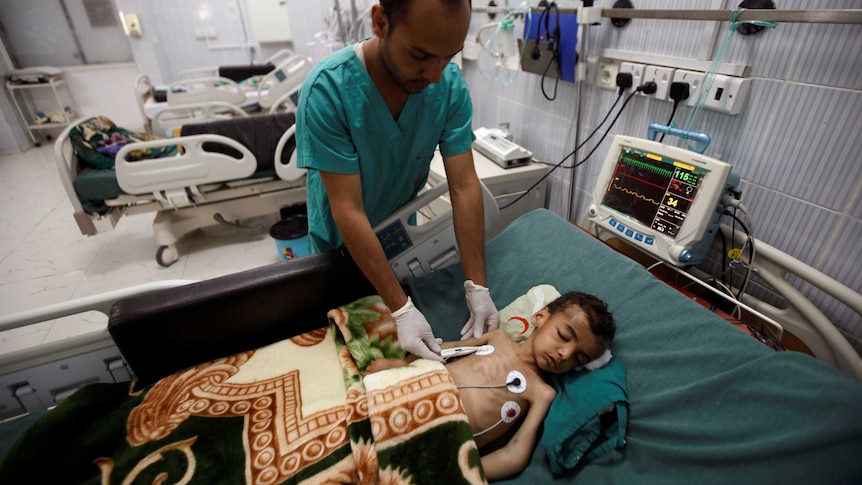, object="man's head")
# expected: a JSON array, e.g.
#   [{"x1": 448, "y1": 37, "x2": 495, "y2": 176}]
[
  {"x1": 371, "y1": 0, "x2": 471, "y2": 93},
  {"x1": 529, "y1": 292, "x2": 616, "y2": 375}
]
